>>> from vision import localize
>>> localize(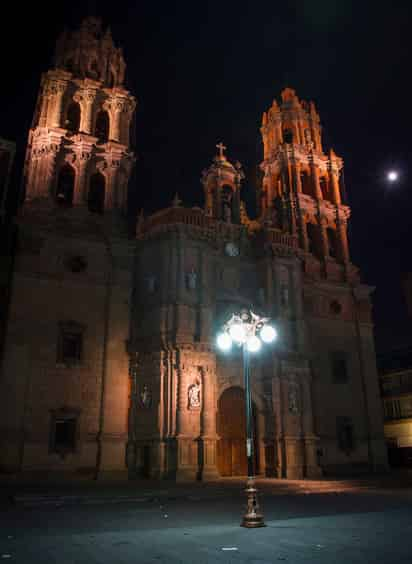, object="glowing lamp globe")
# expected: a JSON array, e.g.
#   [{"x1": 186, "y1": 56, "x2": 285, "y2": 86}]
[
  {"x1": 260, "y1": 324, "x2": 277, "y2": 344},
  {"x1": 387, "y1": 170, "x2": 398, "y2": 182},
  {"x1": 217, "y1": 332, "x2": 232, "y2": 352},
  {"x1": 229, "y1": 323, "x2": 246, "y2": 344},
  {"x1": 246, "y1": 335, "x2": 262, "y2": 353}
]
